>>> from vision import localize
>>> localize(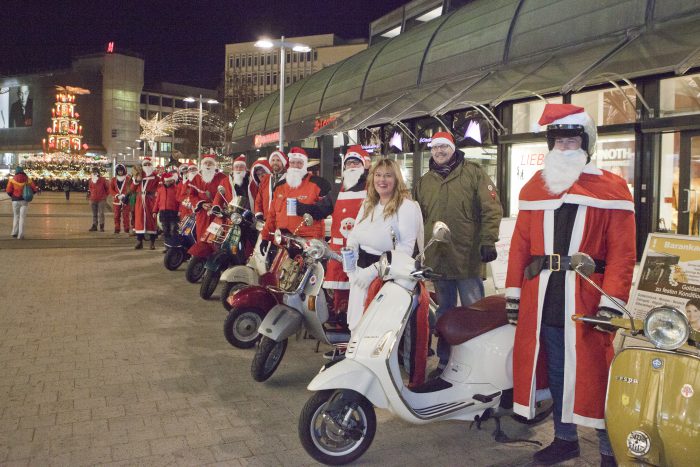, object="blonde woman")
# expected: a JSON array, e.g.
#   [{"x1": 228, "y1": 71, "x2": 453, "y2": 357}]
[{"x1": 346, "y1": 159, "x2": 423, "y2": 331}]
